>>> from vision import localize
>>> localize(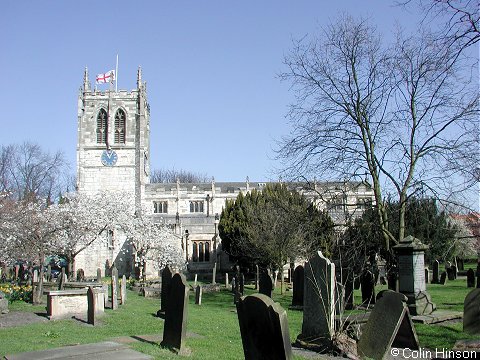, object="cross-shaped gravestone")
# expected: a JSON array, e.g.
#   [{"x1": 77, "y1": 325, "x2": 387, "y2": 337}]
[
  {"x1": 237, "y1": 294, "x2": 292, "y2": 360},
  {"x1": 161, "y1": 273, "x2": 189, "y2": 354}
]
